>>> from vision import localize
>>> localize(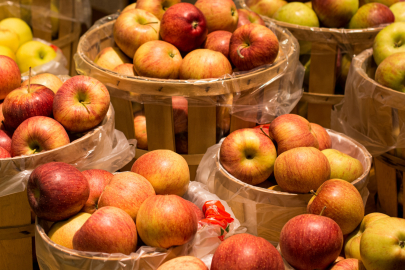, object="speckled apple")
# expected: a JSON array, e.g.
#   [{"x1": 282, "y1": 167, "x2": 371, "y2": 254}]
[
  {"x1": 94, "y1": 46, "x2": 131, "y2": 71},
  {"x1": 0, "y1": 129, "x2": 11, "y2": 153},
  {"x1": 373, "y1": 22, "x2": 405, "y2": 65},
  {"x1": 312, "y1": 0, "x2": 359, "y2": 28},
  {"x1": 112, "y1": 63, "x2": 136, "y2": 76},
  {"x1": 375, "y1": 52, "x2": 405, "y2": 92},
  {"x1": 21, "y1": 73, "x2": 63, "y2": 94},
  {"x1": 349, "y1": 3, "x2": 395, "y2": 29},
  {"x1": 246, "y1": 0, "x2": 287, "y2": 18},
  {"x1": 328, "y1": 258, "x2": 362, "y2": 270},
  {"x1": 0, "y1": 146, "x2": 10, "y2": 158}
]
